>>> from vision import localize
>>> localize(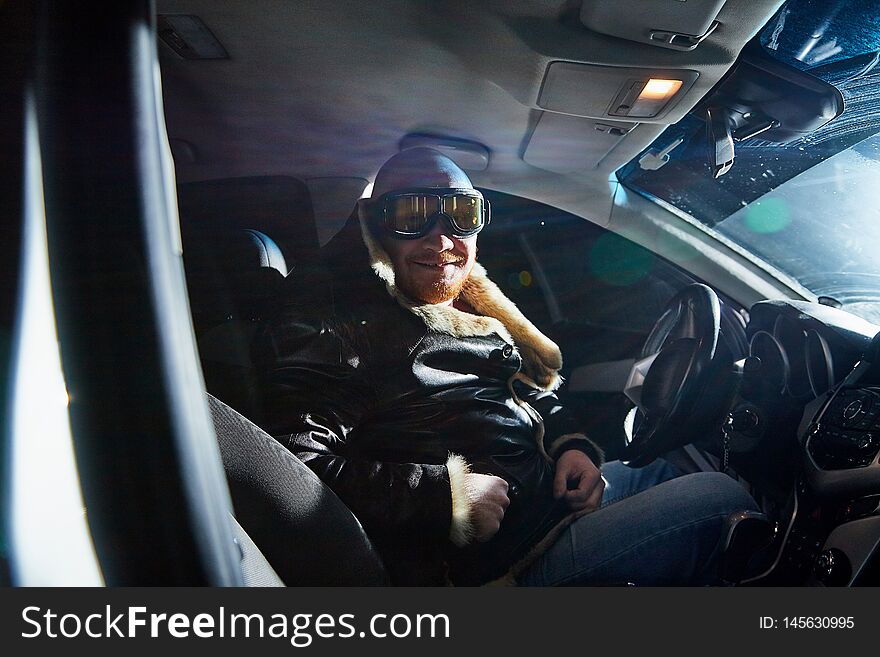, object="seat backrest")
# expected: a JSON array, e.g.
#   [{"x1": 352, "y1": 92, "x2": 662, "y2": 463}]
[
  {"x1": 178, "y1": 175, "x2": 321, "y2": 421},
  {"x1": 229, "y1": 515, "x2": 284, "y2": 587},
  {"x1": 207, "y1": 393, "x2": 389, "y2": 586},
  {"x1": 183, "y1": 228, "x2": 289, "y2": 420}
]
